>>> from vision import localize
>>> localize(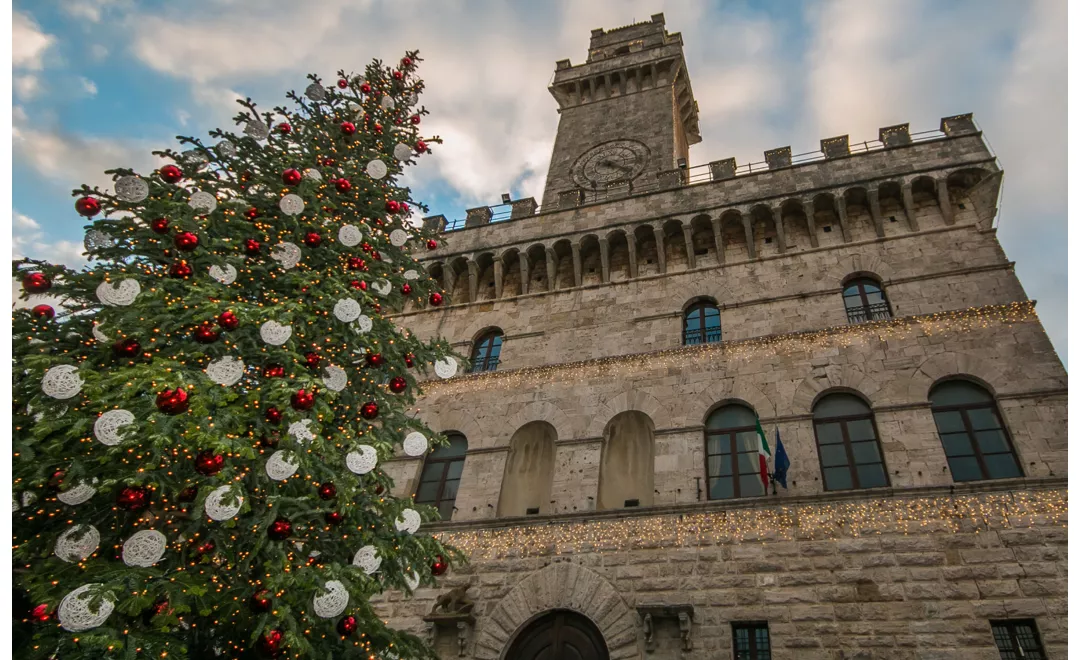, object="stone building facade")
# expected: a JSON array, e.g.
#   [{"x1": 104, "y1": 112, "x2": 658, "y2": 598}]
[{"x1": 378, "y1": 14, "x2": 1068, "y2": 660}]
